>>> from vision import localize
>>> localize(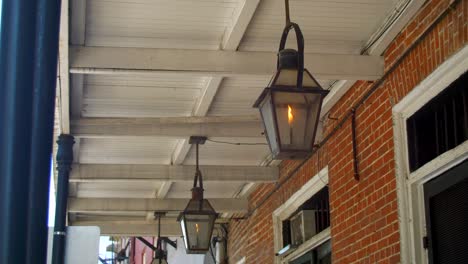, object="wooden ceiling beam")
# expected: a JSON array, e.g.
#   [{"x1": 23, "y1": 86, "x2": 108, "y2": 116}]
[
  {"x1": 68, "y1": 198, "x2": 248, "y2": 214},
  {"x1": 70, "y1": 115, "x2": 263, "y2": 138},
  {"x1": 69, "y1": 164, "x2": 278, "y2": 183},
  {"x1": 70, "y1": 46, "x2": 384, "y2": 80}
]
